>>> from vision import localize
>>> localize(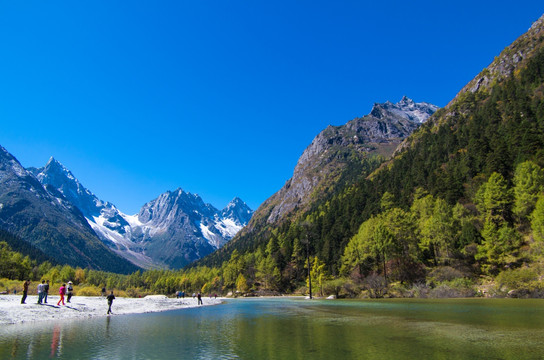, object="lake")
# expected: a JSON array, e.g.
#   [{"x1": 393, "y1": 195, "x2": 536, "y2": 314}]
[{"x1": 1, "y1": 297, "x2": 543, "y2": 359}]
